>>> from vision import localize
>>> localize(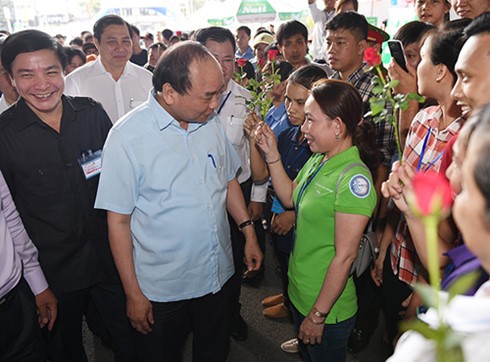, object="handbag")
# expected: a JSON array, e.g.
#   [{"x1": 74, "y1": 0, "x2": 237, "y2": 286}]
[{"x1": 335, "y1": 163, "x2": 379, "y2": 277}]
